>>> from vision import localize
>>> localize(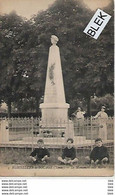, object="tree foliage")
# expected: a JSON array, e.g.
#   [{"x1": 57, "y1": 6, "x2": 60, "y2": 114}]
[{"x1": 0, "y1": 0, "x2": 114, "y2": 116}]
